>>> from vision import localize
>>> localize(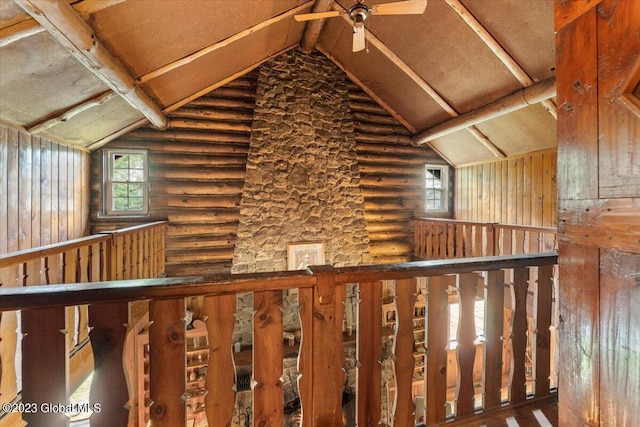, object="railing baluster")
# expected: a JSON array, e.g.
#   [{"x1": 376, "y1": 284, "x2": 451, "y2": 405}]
[
  {"x1": 483, "y1": 270, "x2": 505, "y2": 410},
  {"x1": 202, "y1": 294, "x2": 236, "y2": 426},
  {"x1": 393, "y1": 278, "x2": 417, "y2": 425},
  {"x1": 149, "y1": 298, "x2": 186, "y2": 426},
  {"x1": 509, "y1": 267, "x2": 529, "y2": 403},
  {"x1": 310, "y1": 266, "x2": 345, "y2": 425},
  {"x1": 456, "y1": 273, "x2": 478, "y2": 416},
  {"x1": 425, "y1": 275, "x2": 451, "y2": 425},
  {"x1": 297, "y1": 286, "x2": 313, "y2": 427},
  {"x1": 253, "y1": 290, "x2": 284, "y2": 425},
  {"x1": 455, "y1": 224, "x2": 464, "y2": 258},
  {"x1": 356, "y1": 281, "x2": 383, "y2": 426},
  {"x1": 533, "y1": 265, "x2": 554, "y2": 398},
  {"x1": 22, "y1": 306, "x2": 69, "y2": 427},
  {"x1": 88, "y1": 302, "x2": 130, "y2": 427}
]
